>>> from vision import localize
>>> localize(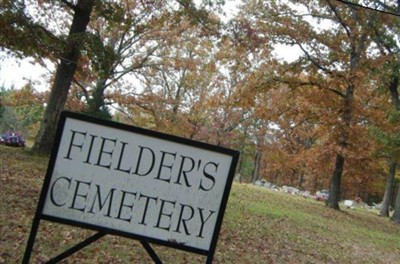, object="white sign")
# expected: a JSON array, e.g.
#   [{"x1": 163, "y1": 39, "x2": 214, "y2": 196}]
[{"x1": 40, "y1": 112, "x2": 239, "y2": 254}]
